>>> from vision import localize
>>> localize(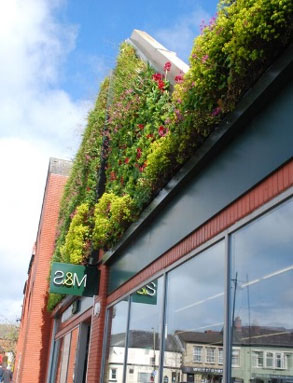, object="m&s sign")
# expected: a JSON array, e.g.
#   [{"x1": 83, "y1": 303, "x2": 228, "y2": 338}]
[{"x1": 50, "y1": 262, "x2": 99, "y2": 297}]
